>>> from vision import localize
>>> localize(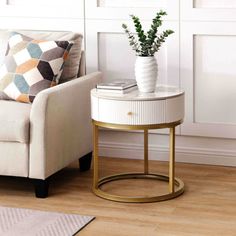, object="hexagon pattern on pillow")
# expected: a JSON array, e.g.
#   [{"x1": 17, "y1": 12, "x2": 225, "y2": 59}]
[{"x1": 0, "y1": 32, "x2": 73, "y2": 103}]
